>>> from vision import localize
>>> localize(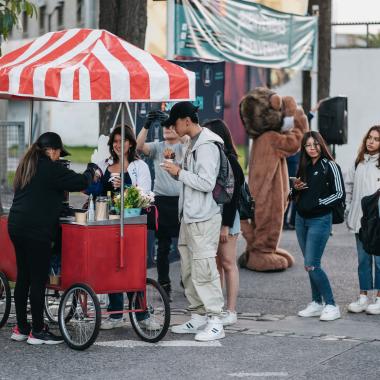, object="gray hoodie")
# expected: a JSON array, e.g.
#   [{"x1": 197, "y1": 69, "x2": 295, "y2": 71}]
[{"x1": 178, "y1": 128, "x2": 223, "y2": 223}]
